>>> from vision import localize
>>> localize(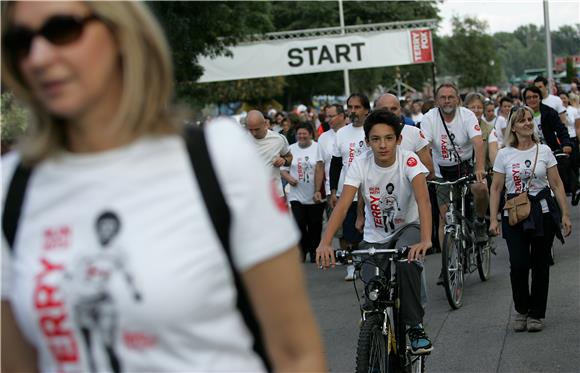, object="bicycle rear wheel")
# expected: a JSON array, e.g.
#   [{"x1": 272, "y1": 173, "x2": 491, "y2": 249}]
[
  {"x1": 442, "y1": 231, "x2": 464, "y2": 309},
  {"x1": 476, "y1": 240, "x2": 491, "y2": 281},
  {"x1": 356, "y1": 314, "x2": 397, "y2": 373}
]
